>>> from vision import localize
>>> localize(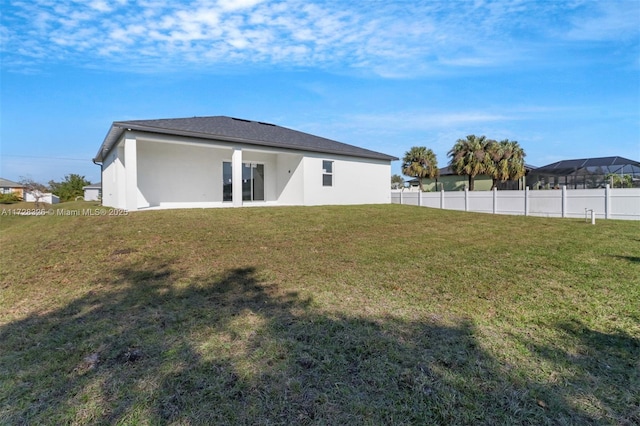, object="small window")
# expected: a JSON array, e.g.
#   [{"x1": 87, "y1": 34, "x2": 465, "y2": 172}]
[{"x1": 322, "y1": 160, "x2": 333, "y2": 187}]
